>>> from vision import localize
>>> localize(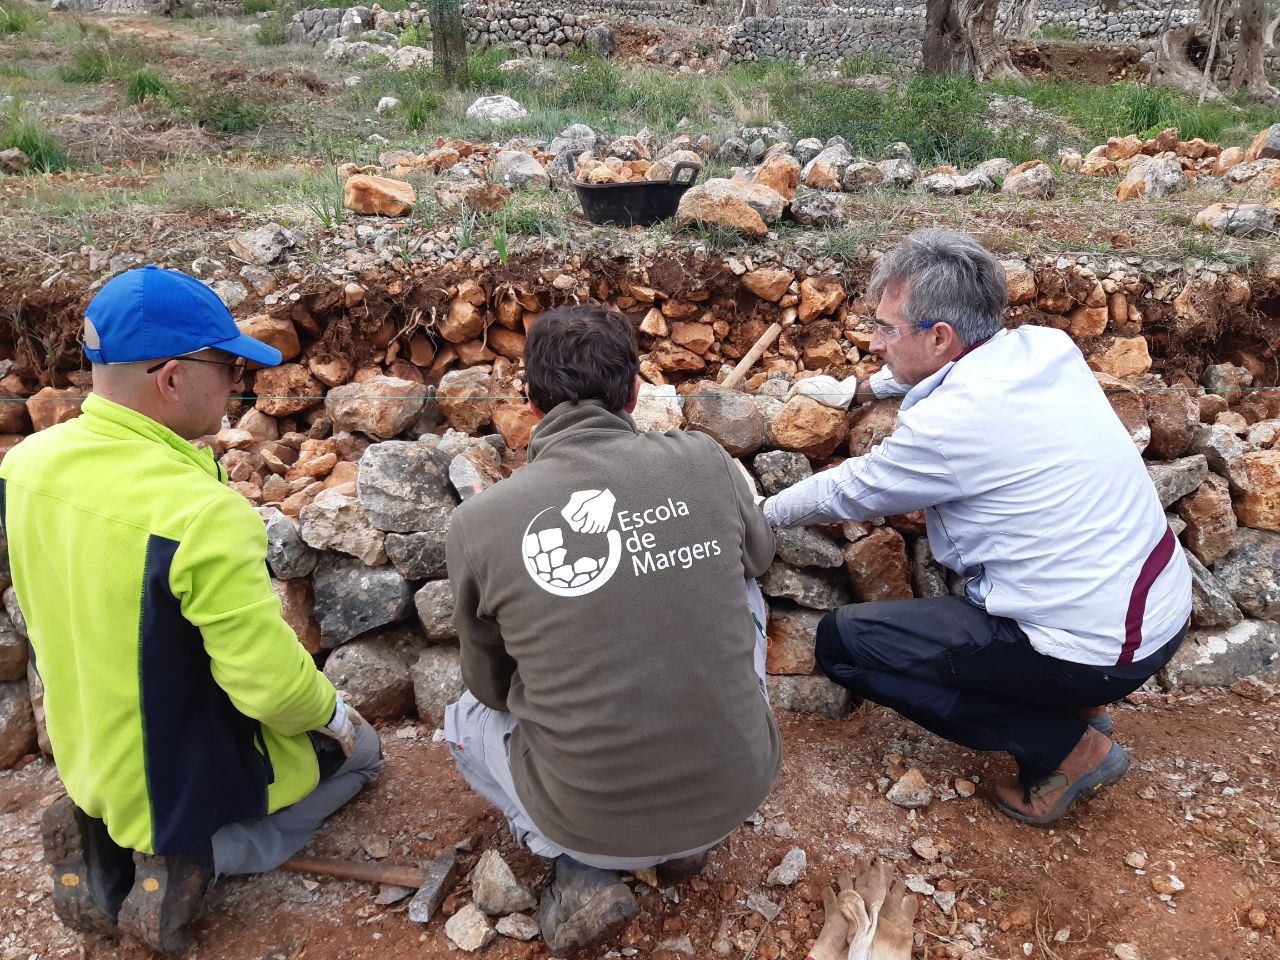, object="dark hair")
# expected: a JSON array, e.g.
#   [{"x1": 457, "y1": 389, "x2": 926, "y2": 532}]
[{"x1": 524, "y1": 304, "x2": 639, "y2": 413}]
